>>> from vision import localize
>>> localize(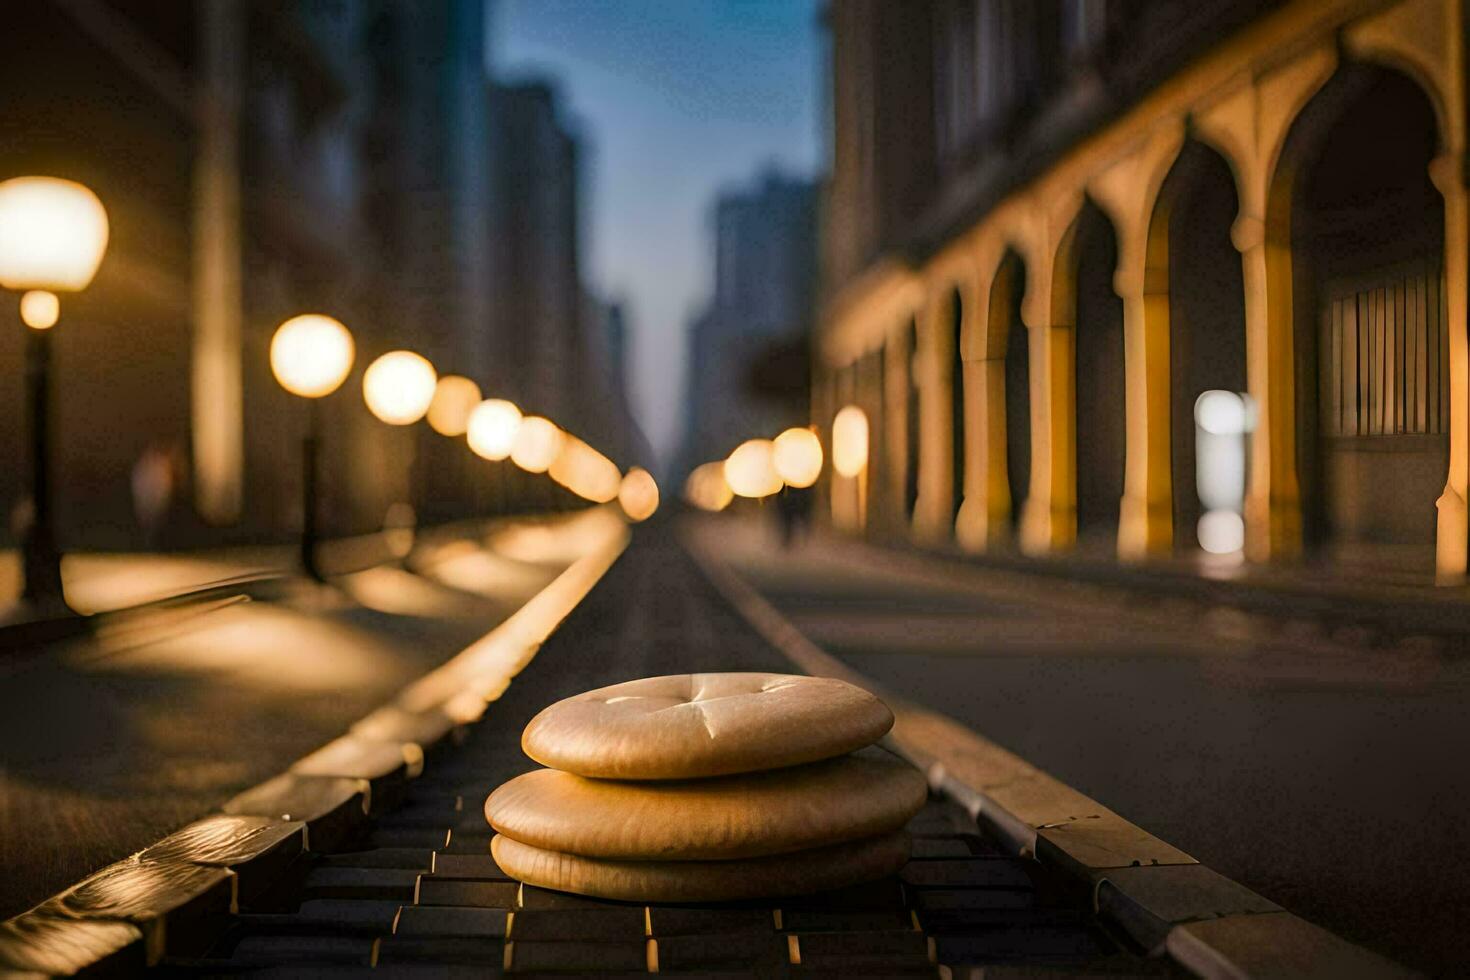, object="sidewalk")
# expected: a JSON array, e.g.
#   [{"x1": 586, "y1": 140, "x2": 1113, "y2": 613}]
[{"x1": 0, "y1": 513, "x2": 594, "y2": 923}]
